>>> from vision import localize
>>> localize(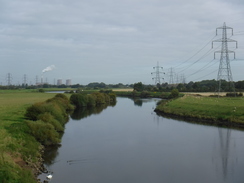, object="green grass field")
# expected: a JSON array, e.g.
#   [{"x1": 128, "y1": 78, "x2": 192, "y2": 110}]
[
  {"x1": 0, "y1": 91, "x2": 62, "y2": 183},
  {"x1": 156, "y1": 95, "x2": 244, "y2": 124}
]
